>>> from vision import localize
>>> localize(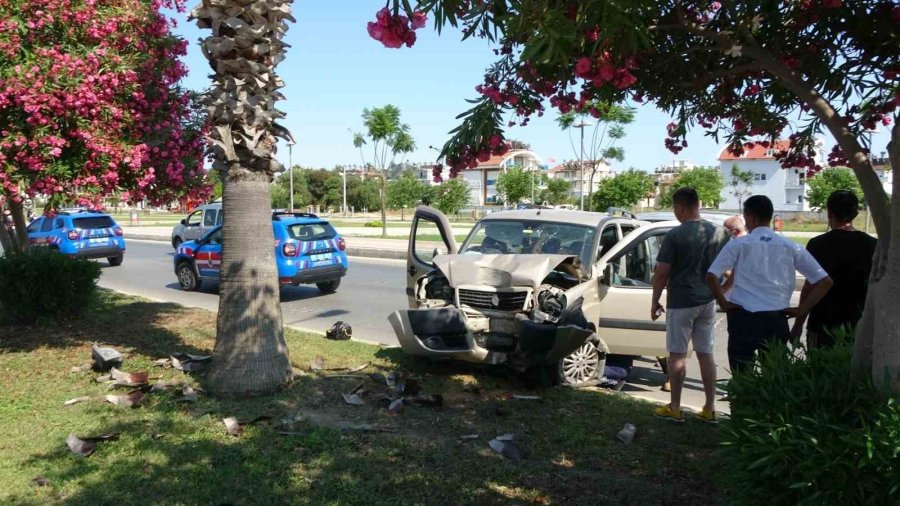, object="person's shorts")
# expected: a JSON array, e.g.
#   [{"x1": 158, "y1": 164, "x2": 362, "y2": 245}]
[{"x1": 666, "y1": 301, "x2": 716, "y2": 354}]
